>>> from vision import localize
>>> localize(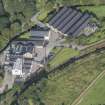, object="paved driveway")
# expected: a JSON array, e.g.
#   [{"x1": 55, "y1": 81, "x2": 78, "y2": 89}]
[{"x1": 46, "y1": 30, "x2": 61, "y2": 55}]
